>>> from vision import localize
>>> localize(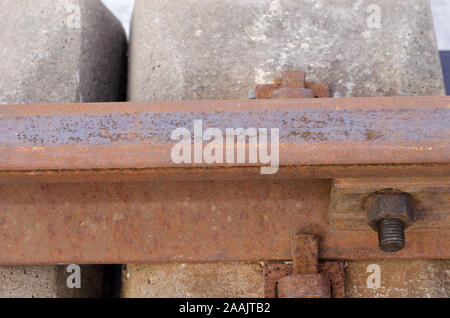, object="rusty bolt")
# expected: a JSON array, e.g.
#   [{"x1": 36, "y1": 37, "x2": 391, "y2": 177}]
[{"x1": 365, "y1": 192, "x2": 415, "y2": 252}]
